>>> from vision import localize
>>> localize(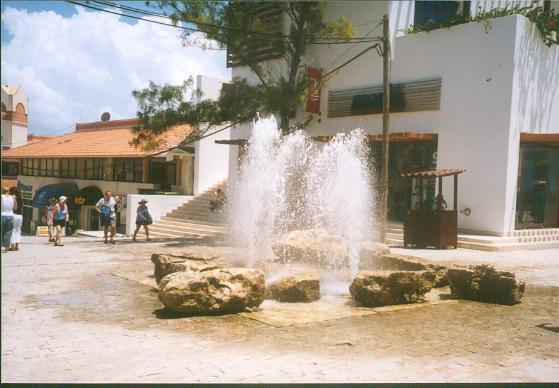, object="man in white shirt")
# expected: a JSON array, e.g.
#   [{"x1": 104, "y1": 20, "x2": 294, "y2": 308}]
[{"x1": 96, "y1": 190, "x2": 117, "y2": 244}]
